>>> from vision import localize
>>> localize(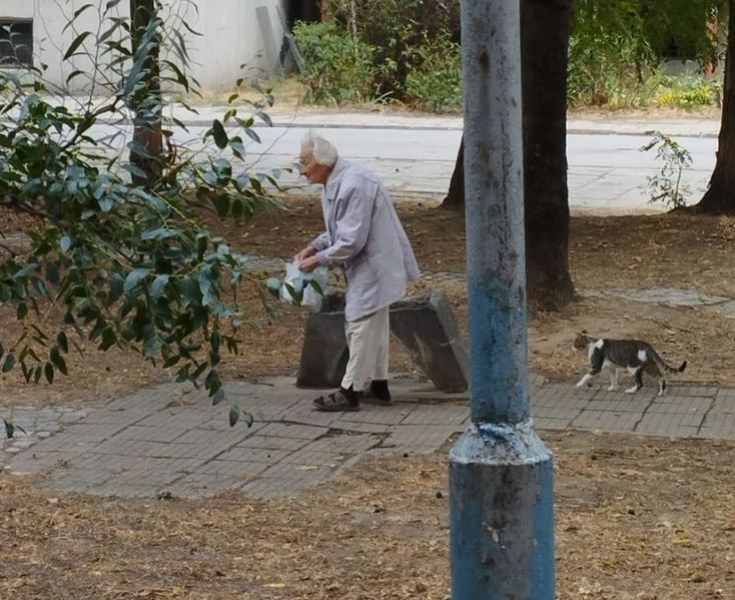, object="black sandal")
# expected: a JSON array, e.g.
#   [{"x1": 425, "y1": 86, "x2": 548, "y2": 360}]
[
  {"x1": 361, "y1": 380, "x2": 393, "y2": 406},
  {"x1": 313, "y1": 389, "x2": 360, "y2": 412}
]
